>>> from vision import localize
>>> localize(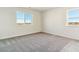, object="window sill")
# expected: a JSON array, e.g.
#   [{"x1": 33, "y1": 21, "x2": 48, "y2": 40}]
[{"x1": 16, "y1": 23, "x2": 32, "y2": 25}]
